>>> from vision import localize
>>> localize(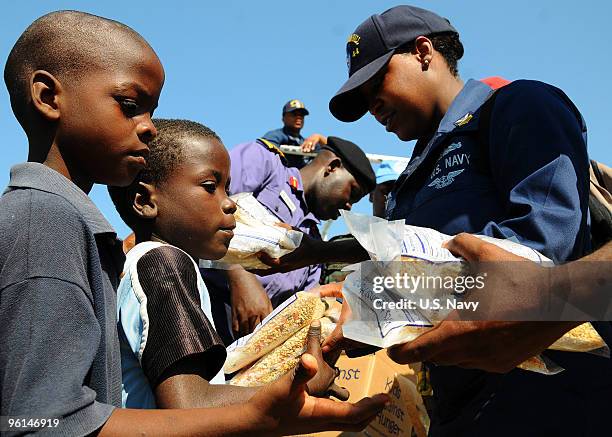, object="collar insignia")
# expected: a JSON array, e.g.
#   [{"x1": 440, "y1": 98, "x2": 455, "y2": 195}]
[{"x1": 454, "y1": 112, "x2": 473, "y2": 127}]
